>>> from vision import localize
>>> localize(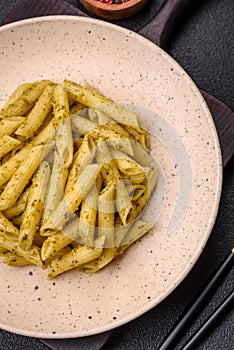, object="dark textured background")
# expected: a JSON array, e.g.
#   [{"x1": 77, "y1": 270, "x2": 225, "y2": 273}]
[{"x1": 0, "y1": 0, "x2": 233, "y2": 349}]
